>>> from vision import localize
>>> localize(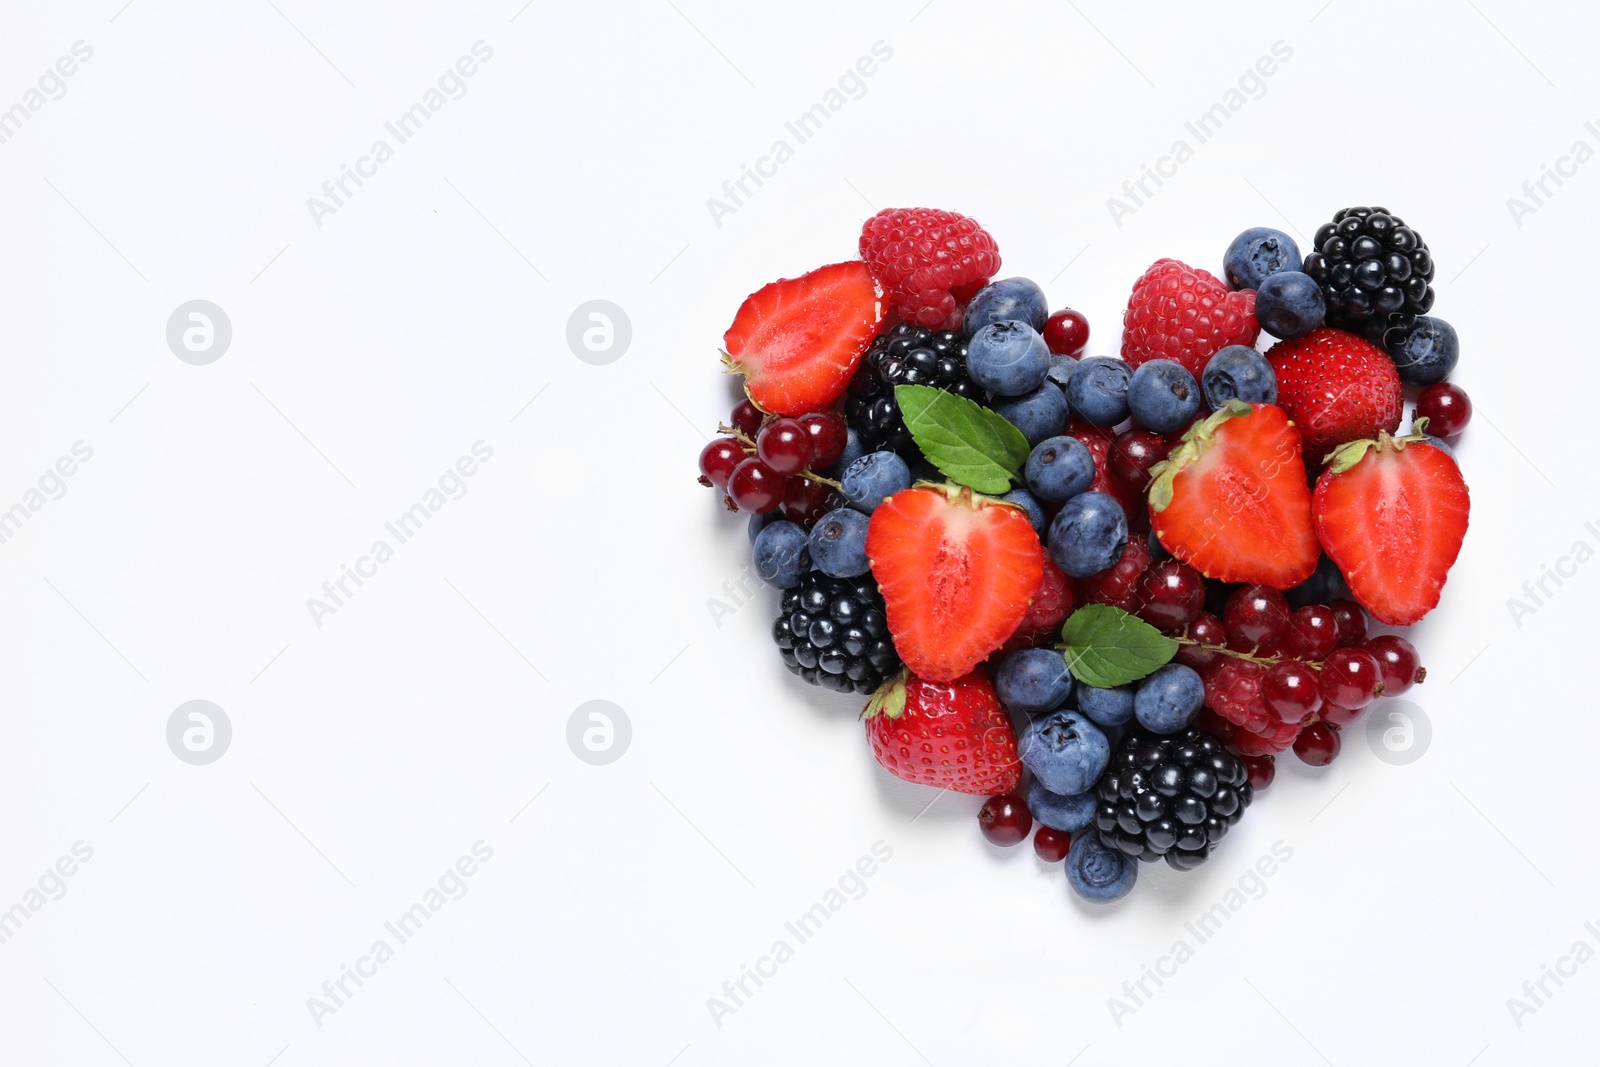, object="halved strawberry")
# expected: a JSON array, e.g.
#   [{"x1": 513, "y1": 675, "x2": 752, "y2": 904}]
[
  {"x1": 866, "y1": 485, "x2": 1043, "y2": 682},
  {"x1": 1147, "y1": 401, "x2": 1319, "y2": 589},
  {"x1": 863, "y1": 670, "x2": 1021, "y2": 795},
  {"x1": 722, "y1": 260, "x2": 885, "y2": 416},
  {"x1": 1313, "y1": 431, "x2": 1469, "y2": 626}
]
